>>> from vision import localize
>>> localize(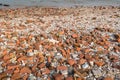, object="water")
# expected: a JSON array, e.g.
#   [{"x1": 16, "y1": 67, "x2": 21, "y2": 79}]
[{"x1": 0, "y1": 0, "x2": 120, "y2": 8}]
